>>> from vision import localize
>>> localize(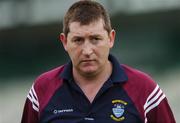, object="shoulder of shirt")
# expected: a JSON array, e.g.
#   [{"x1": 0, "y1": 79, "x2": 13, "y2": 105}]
[
  {"x1": 121, "y1": 64, "x2": 156, "y2": 89},
  {"x1": 121, "y1": 64, "x2": 159, "y2": 122},
  {"x1": 34, "y1": 65, "x2": 65, "y2": 86},
  {"x1": 32, "y1": 65, "x2": 66, "y2": 111},
  {"x1": 121, "y1": 64, "x2": 158, "y2": 103},
  {"x1": 120, "y1": 65, "x2": 174, "y2": 123}
]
